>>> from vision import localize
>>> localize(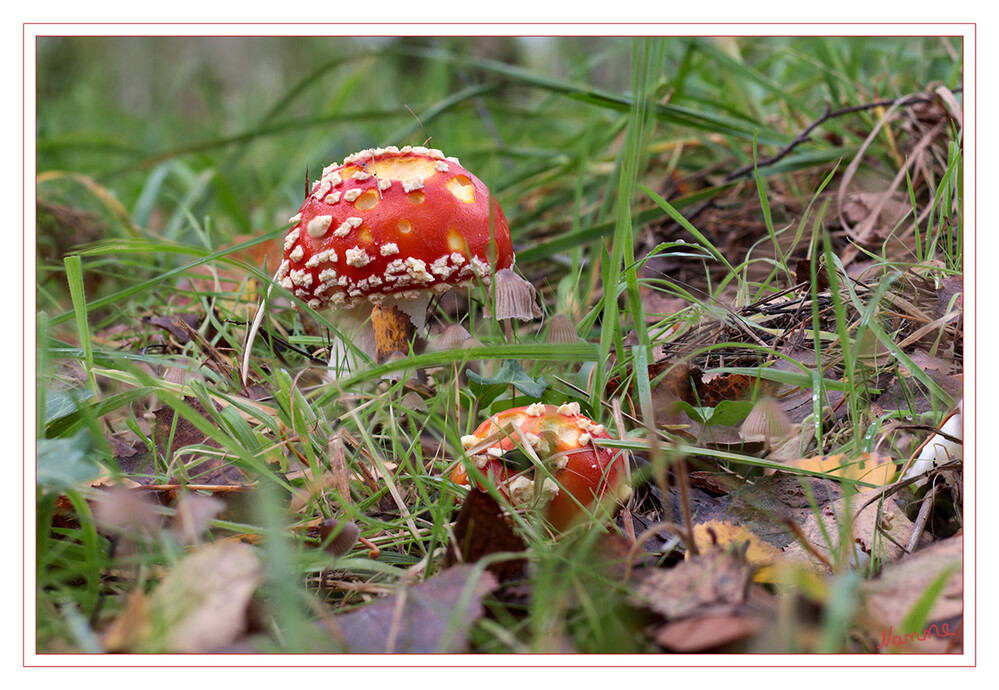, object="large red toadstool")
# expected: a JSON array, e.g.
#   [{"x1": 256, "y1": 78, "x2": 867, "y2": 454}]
[
  {"x1": 450, "y1": 403, "x2": 629, "y2": 531},
  {"x1": 271, "y1": 145, "x2": 519, "y2": 373}
]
